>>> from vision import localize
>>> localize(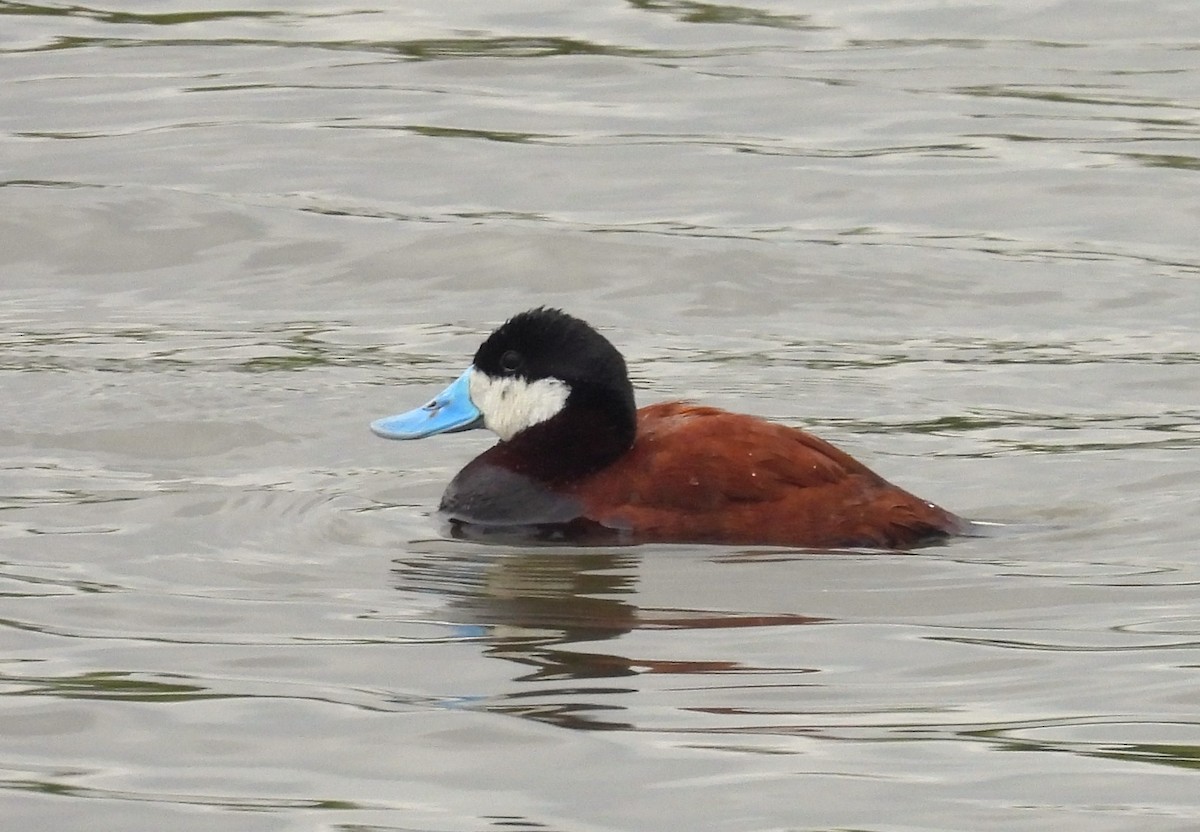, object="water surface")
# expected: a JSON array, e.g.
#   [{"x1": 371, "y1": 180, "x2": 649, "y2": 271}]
[{"x1": 2, "y1": 2, "x2": 1199, "y2": 830}]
